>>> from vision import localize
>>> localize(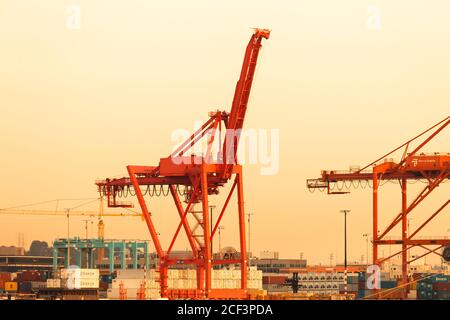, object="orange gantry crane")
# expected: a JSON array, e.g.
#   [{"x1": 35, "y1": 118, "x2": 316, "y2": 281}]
[
  {"x1": 95, "y1": 28, "x2": 270, "y2": 299},
  {"x1": 307, "y1": 116, "x2": 450, "y2": 298}
]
